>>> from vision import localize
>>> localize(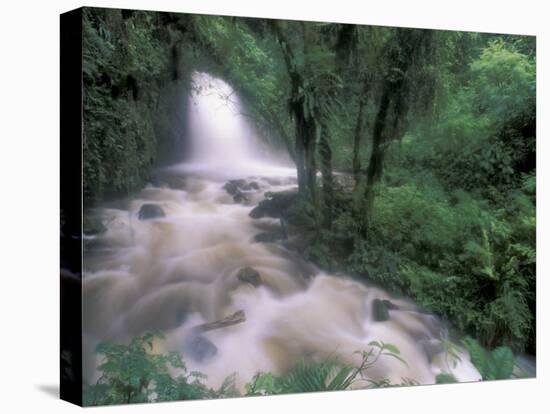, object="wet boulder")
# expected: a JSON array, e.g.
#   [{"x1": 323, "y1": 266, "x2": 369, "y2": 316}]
[
  {"x1": 249, "y1": 190, "x2": 299, "y2": 219},
  {"x1": 138, "y1": 203, "x2": 165, "y2": 220},
  {"x1": 419, "y1": 338, "x2": 445, "y2": 362},
  {"x1": 372, "y1": 298, "x2": 391, "y2": 322},
  {"x1": 184, "y1": 310, "x2": 247, "y2": 362},
  {"x1": 223, "y1": 179, "x2": 261, "y2": 203},
  {"x1": 236, "y1": 267, "x2": 262, "y2": 287},
  {"x1": 224, "y1": 181, "x2": 247, "y2": 203},
  {"x1": 224, "y1": 179, "x2": 246, "y2": 195},
  {"x1": 185, "y1": 335, "x2": 218, "y2": 362}
]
